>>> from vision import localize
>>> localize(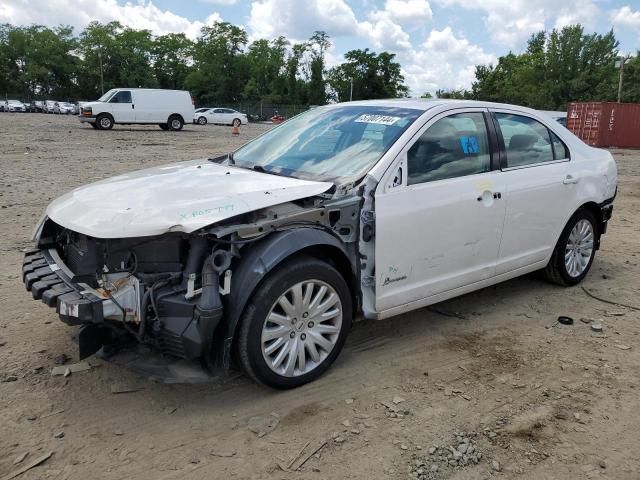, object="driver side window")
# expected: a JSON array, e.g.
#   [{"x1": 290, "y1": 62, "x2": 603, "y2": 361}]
[
  {"x1": 109, "y1": 91, "x2": 132, "y2": 104},
  {"x1": 407, "y1": 112, "x2": 491, "y2": 185}
]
